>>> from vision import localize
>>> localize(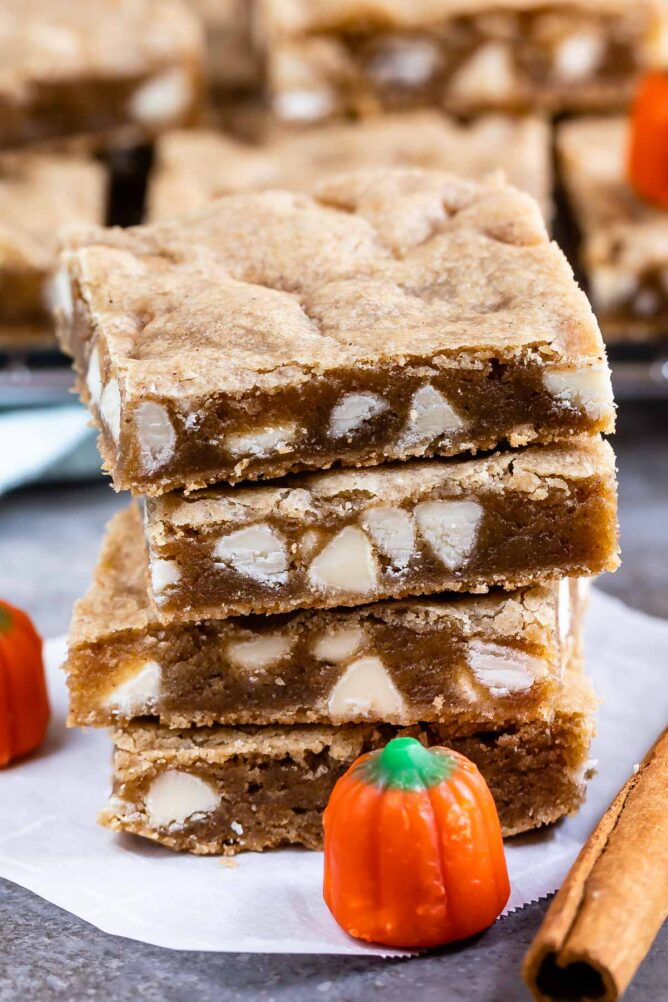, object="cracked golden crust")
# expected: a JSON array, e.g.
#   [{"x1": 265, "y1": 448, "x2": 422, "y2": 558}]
[
  {"x1": 68, "y1": 504, "x2": 565, "y2": 649},
  {"x1": 259, "y1": 0, "x2": 661, "y2": 35},
  {"x1": 60, "y1": 169, "x2": 604, "y2": 404},
  {"x1": 148, "y1": 114, "x2": 551, "y2": 222},
  {"x1": 0, "y1": 0, "x2": 203, "y2": 92},
  {"x1": 150, "y1": 435, "x2": 616, "y2": 531}
]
